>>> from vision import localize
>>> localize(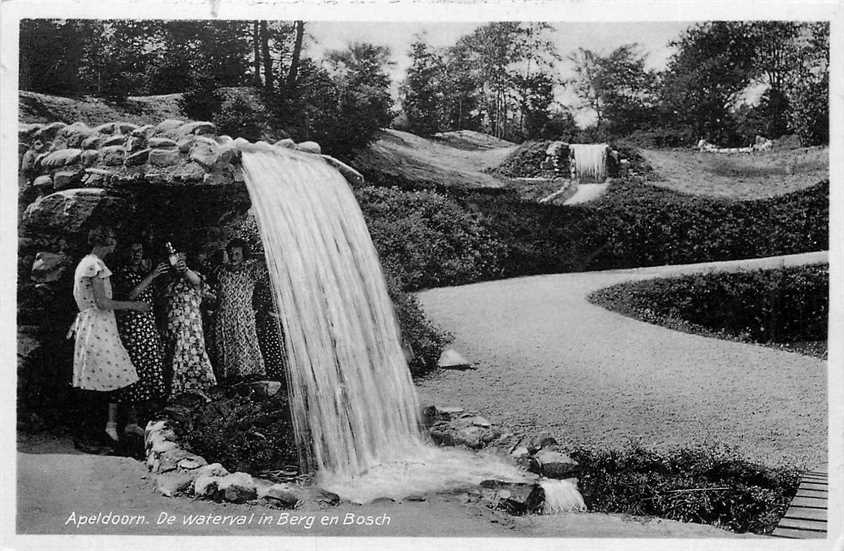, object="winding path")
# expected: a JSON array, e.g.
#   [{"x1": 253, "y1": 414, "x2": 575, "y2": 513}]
[{"x1": 416, "y1": 252, "x2": 828, "y2": 467}]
